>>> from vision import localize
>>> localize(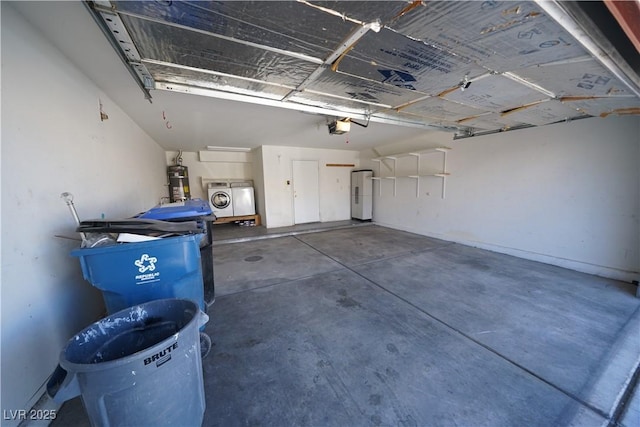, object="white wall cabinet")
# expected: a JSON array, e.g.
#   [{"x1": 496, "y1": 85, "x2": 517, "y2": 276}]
[{"x1": 371, "y1": 147, "x2": 450, "y2": 198}]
